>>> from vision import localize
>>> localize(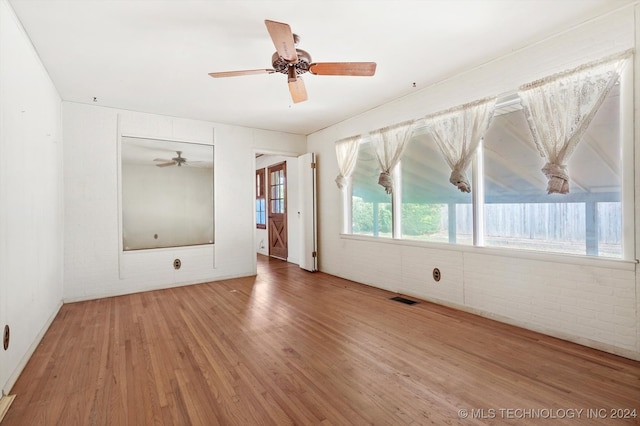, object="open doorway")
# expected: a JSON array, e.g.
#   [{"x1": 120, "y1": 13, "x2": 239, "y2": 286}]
[
  {"x1": 255, "y1": 153, "x2": 299, "y2": 265},
  {"x1": 254, "y1": 151, "x2": 317, "y2": 273}
]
